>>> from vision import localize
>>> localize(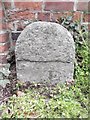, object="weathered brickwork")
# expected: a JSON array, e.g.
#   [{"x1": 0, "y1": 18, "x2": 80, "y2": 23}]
[{"x1": 0, "y1": 0, "x2": 10, "y2": 66}]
